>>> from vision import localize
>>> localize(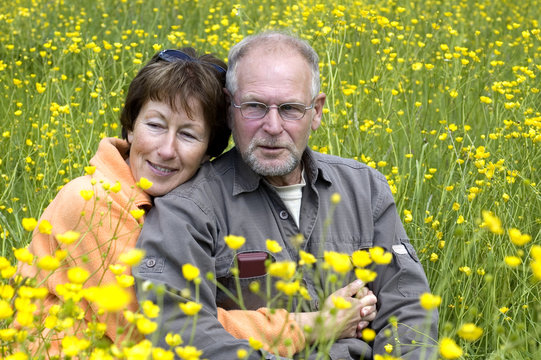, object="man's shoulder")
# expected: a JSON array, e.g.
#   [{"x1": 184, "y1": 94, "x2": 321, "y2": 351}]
[{"x1": 310, "y1": 150, "x2": 387, "y2": 183}]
